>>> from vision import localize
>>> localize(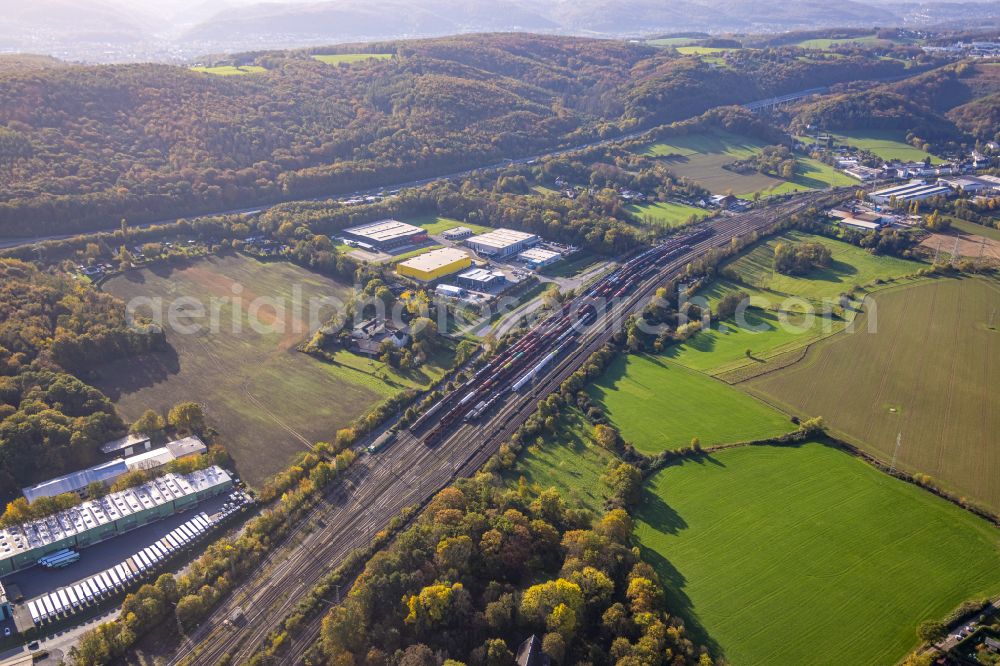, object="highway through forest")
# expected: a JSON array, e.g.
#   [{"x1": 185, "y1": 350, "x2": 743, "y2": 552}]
[
  {"x1": 163, "y1": 189, "x2": 837, "y2": 666},
  {"x1": 0, "y1": 72, "x2": 905, "y2": 253}
]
